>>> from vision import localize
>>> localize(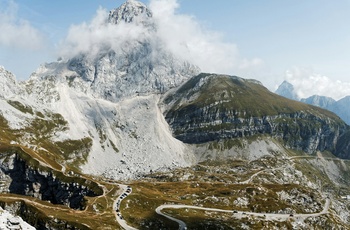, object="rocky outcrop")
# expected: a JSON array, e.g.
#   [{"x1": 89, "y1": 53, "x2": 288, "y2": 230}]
[
  {"x1": 163, "y1": 73, "x2": 350, "y2": 158},
  {"x1": 166, "y1": 111, "x2": 345, "y2": 154},
  {"x1": 0, "y1": 206, "x2": 35, "y2": 230},
  {"x1": 0, "y1": 66, "x2": 20, "y2": 99},
  {"x1": 0, "y1": 151, "x2": 102, "y2": 210},
  {"x1": 65, "y1": 44, "x2": 199, "y2": 102}
]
